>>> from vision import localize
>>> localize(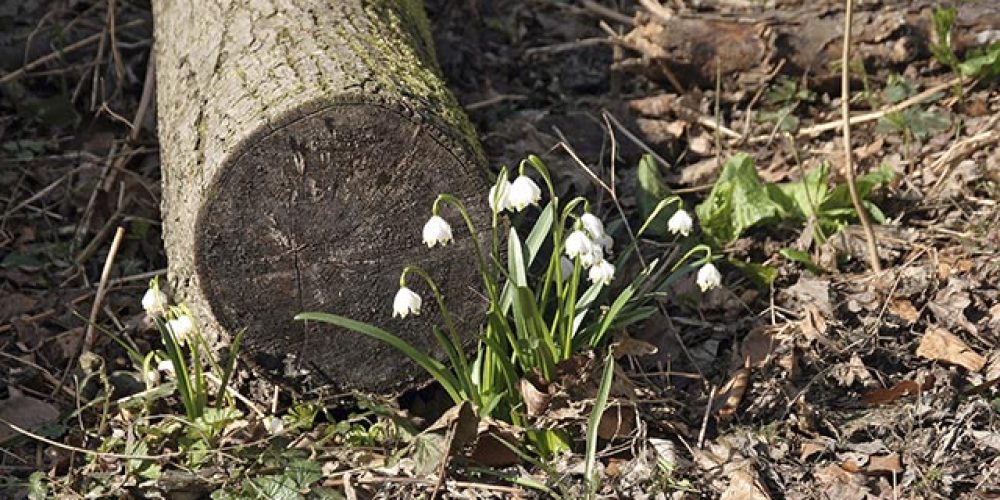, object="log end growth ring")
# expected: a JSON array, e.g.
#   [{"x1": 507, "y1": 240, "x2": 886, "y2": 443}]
[{"x1": 195, "y1": 100, "x2": 487, "y2": 392}]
